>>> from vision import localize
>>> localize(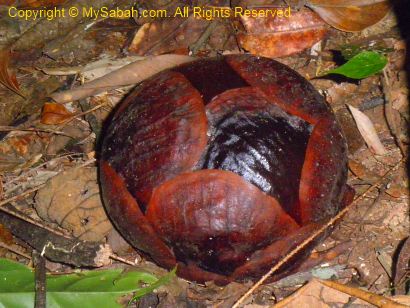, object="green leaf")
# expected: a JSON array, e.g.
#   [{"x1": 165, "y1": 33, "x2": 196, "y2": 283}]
[
  {"x1": 324, "y1": 51, "x2": 387, "y2": 79},
  {"x1": 0, "y1": 258, "x2": 175, "y2": 308},
  {"x1": 131, "y1": 267, "x2": 177, "y2": 303}
]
